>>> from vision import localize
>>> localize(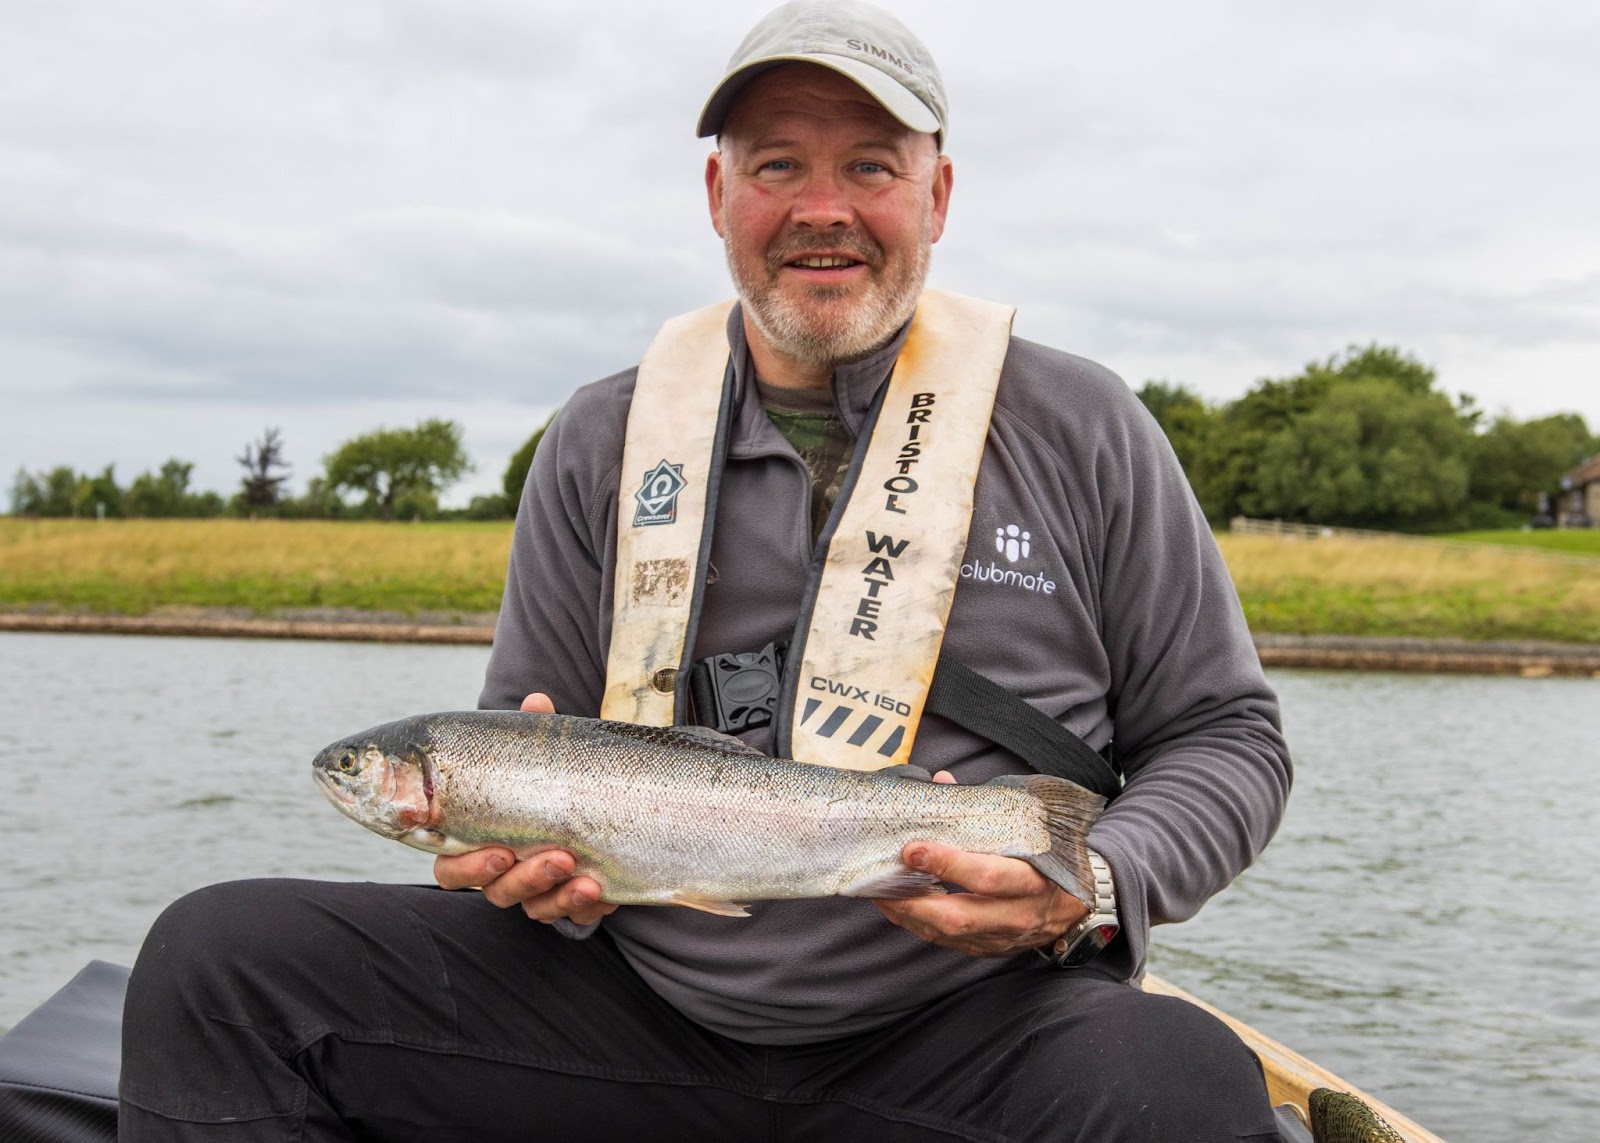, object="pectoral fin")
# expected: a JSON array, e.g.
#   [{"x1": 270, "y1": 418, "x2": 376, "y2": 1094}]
[{"x1": 666, "y1": 895, "x2": 752, "y2": 918}]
